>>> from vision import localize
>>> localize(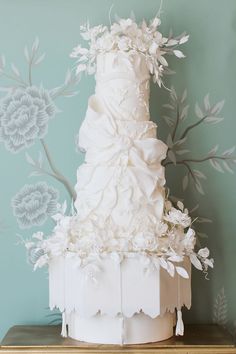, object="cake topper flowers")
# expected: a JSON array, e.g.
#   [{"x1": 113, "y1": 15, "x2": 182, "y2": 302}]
[{"x1": 70, "y1": 16, "x2": 189, "y2": 87}]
